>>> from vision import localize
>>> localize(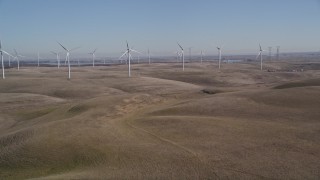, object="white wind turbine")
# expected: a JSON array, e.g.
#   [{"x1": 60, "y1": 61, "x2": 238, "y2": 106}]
[
  {"x1": 88, "y1": 48, "x2": 97, "y2": 67},
  {"x1": 119, "y1": 41, "x2": 141, "y2": 77},
  {"x1": 0, "y1": 40, "x2": 14, "y2": 79},
  {"x1": 148, "y1": 49, "x2": 151, "y2": 64},
  {"x1": 57, "y1": 42, "x2": 80, "y2": 80},
  {"x1": 256, "y1": 44, "x2": 265, "y2": 71},
  {"x1": 37, "y1": 52, "x2": 42, "y2": 67},
  {"x1": 51, "y1": 51, "x2": 60, "y2": 68},
  {"x1": 200, "y1": 50, "x2": 205, "y2": 64},
  {"x1": 177, "y1": 42, "x2": 185, "y2": 71},
  {"x1": 13, "y1": 49, "x2": 25, "y2": 71},
  {"x1": 217, "y1": 45, "x2": 224, "y2": 69}
]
